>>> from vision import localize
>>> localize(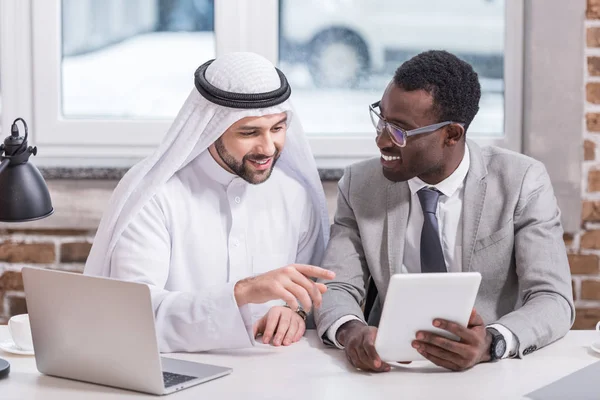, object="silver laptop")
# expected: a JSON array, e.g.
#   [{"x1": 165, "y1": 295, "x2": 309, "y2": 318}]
[{"x1": 22, "y1": 266, "x2": 232, "y2": 395}]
